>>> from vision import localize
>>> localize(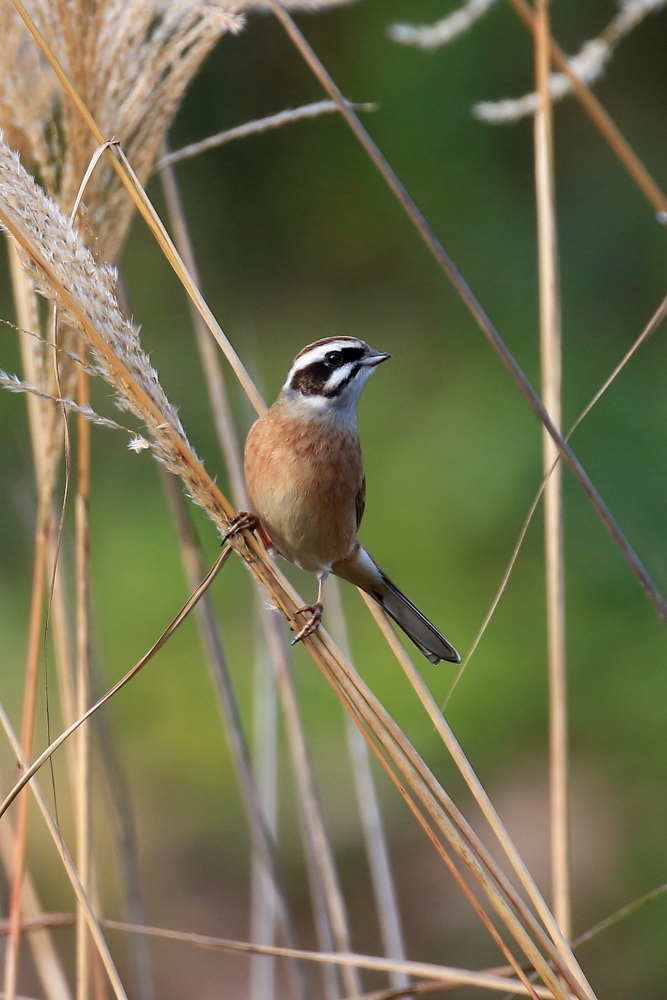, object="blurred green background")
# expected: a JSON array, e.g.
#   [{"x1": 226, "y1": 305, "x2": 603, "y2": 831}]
[{"x1": 1, "y1": 0, "x2": 667, "y2": 997}]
